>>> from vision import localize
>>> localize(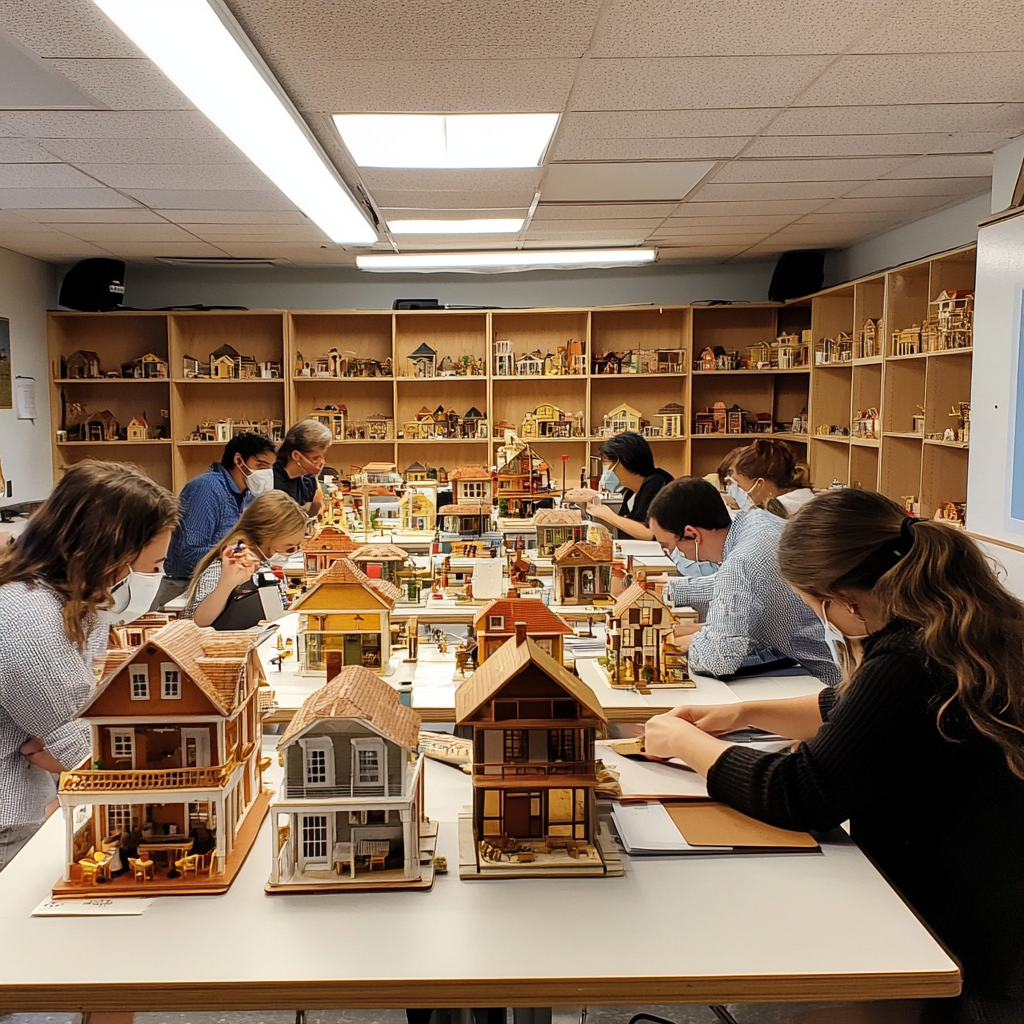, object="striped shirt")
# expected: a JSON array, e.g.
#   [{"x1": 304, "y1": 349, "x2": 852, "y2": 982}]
[
  {"x1": 0, "y1": 581, "x2": 107, "y2": 828},
  {"x1": 685, "y1": 510, "x2": 841, "y2": 684}
]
